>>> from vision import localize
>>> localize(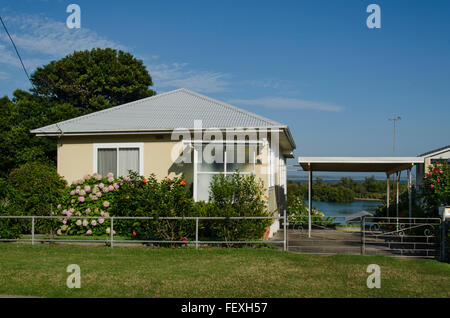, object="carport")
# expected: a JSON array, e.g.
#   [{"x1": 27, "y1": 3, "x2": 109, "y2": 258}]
[{"x1": 298, "y1": 157, "x2": 425, "y2": 238}]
